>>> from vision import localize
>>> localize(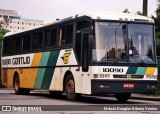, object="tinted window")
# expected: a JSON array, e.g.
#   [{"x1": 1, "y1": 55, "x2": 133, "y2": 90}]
[
  {"x1": 12, "y1": 37, "x2": 21, "y2": 53},
  {"x1": 59, "y1": 24, "x2": 73, "y2": 46},
  {"x1": 23, "y1": 34, "x2": 31, "y2": 51},
  {"x1": 51, "y1": 28, "x2": 57, "y2": 46},
  {"x1": 65, "y1": 24, "x2": 73, "y2": 44},
  {"x1": 45, "y1": 29, "x2": 51, "y2": 47},
  {"x1": 3, "y1": 38, "x2": 11, "y2": 54},
  {"x1": 32, "y1": 32, "x2": 37, "y2": 50},
  {"x1": 38, "y1": 31, "x2": 43, "y2": 49},
  {"x1": 77, "y1": 20, "x2": 90, "y2": 30}
]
